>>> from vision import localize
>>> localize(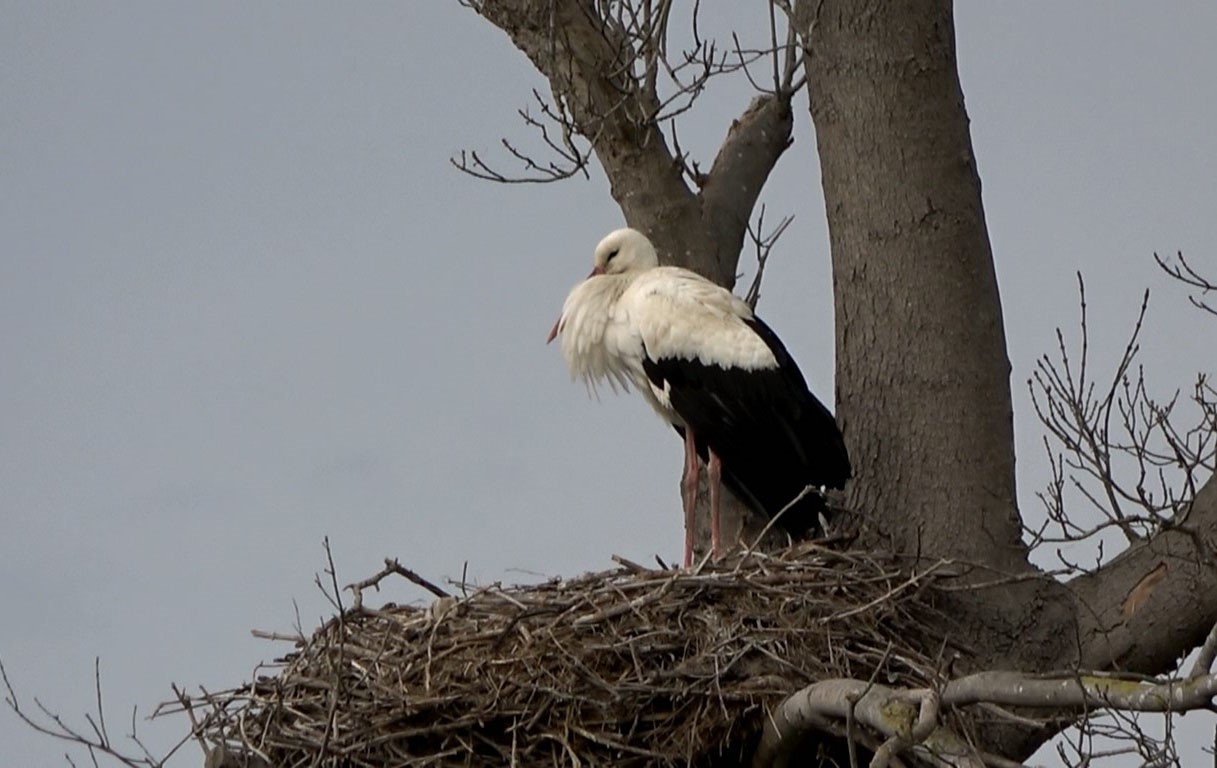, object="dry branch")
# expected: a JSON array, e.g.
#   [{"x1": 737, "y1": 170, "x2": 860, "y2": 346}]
[
  {"x1": 1155, "y1": 251, "x2": 1217, "y2": 317},
  {"x1": 1024, "y1": 263, "x2": 1217, "y2": 684},
  {"x1": 1027, "y1": 272, "x2": 1216, "y2": 591},
  {"x1": 0, "y1": 658, "x2": 193, "y2": 768}
]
